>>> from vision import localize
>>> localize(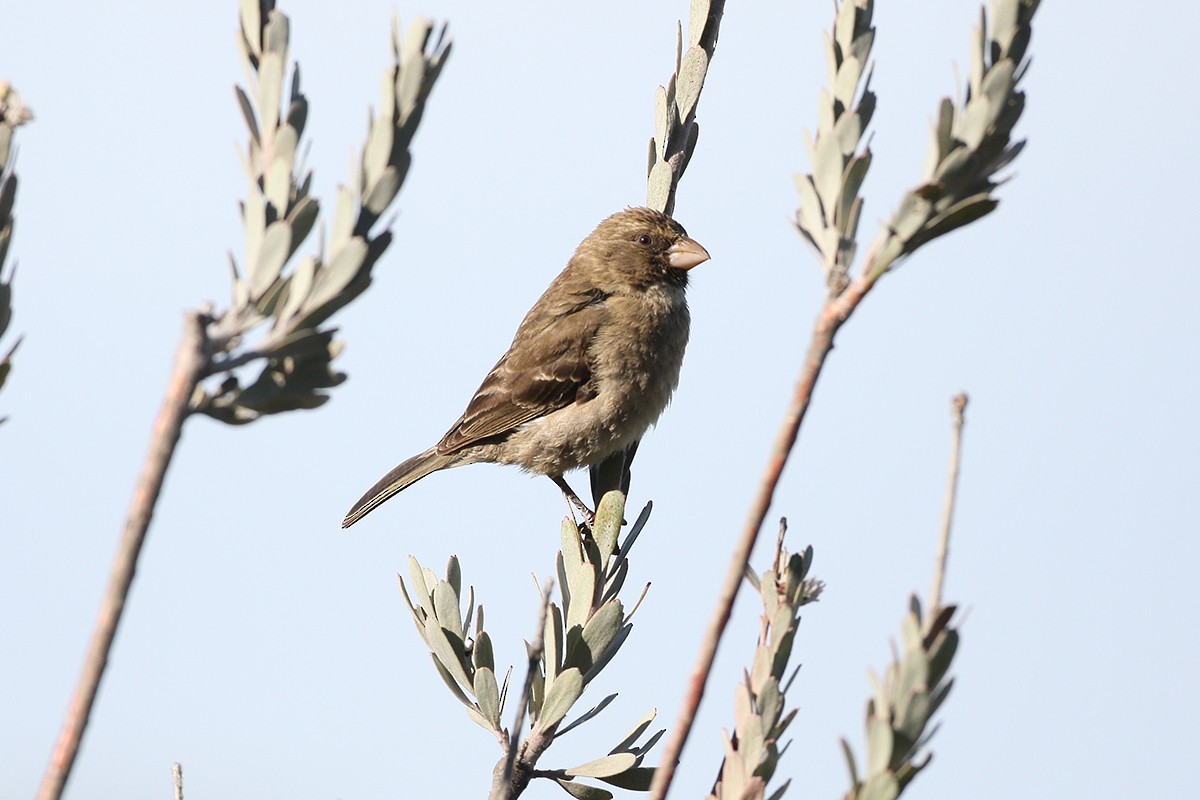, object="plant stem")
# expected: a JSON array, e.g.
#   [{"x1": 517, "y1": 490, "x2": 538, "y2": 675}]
[
  {"x1": 37, "y1": 312, "x2": 207, "y2": 800},
  {"x1": 649, "y1": 276, "x2": 872, "y2": 799},
  {"x1": 929, "y1": 392, "x2": 968, "y2": 617}
]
